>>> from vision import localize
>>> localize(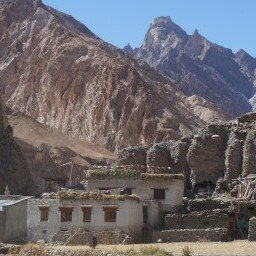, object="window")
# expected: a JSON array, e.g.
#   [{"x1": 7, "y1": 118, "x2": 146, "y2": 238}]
[
  {"x1": 143, "y1": 206, "x2": 148, "y2": 224},
  {"x1": 39, "y1": 206, "x2": 49, "y2": 221},
  {"x1": 59, "y1": 206, "x2": 73, "y2": 222},
  {"x1": 81, "y1": 206, "x2": 92, "y2": 222},
  {"x1": 120, "y1": 188, "x2": 133, "y2": 195},
  {"x1": 103, "y1": 206, "x2": 118, "y2": 222},
  {"x1": 153, "y1": 189, "x2": 166, "y2": 200}
]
